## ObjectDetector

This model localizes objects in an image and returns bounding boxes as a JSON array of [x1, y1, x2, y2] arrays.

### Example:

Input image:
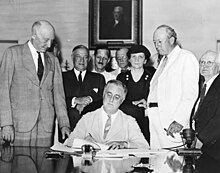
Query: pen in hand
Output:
[[88, 133, 97, 143], [164, 128, 175, 138]]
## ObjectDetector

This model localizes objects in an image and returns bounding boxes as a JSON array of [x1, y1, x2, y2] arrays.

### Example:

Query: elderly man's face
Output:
[[103, 83, 125, 115], [199, 52, 218, 80], [153, 28, 173, 56], [72, 48, 90, 71], [95, 49, 109, 71], [32, 24, 55, 53], [116, 49, 129, 69]]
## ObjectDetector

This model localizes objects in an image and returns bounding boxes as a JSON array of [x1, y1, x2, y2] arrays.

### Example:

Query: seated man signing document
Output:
[[64, 80, 149, 150]]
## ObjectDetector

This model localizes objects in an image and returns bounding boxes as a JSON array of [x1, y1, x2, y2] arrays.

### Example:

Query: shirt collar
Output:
[[74, 68, 86, 80], [101, 106, 118, 123], [204, 74, 219, 94], [28, 40, 37, 55]]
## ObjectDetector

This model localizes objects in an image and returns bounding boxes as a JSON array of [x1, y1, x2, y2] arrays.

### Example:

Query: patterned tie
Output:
[[103, 115, 111, 139], [157, 56, 168, 76], [37, 51, 44, 81]]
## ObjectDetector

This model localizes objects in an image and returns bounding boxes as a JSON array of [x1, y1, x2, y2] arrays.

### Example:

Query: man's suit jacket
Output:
[[194, 74, 220, 160], [65, 107, 149, 149], [62, 69, 105, 131], [148, 45, 199, 143], [0, 42, 70, 133], [62, 69, 105, 112]]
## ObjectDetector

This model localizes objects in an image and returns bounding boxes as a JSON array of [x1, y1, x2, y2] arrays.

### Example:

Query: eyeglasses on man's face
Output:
[[199, 60, 215, 67]]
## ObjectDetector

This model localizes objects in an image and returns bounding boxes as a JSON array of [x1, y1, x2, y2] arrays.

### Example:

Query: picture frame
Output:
[[89, 0, 142, 49]]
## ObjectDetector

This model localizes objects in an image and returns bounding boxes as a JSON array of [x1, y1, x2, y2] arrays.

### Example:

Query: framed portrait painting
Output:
[[89, 0, 142, 49]]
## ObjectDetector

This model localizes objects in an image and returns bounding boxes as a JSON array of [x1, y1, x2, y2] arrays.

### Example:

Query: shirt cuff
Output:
[[88, 96, 93, 103], [71, 97, 76, 108]]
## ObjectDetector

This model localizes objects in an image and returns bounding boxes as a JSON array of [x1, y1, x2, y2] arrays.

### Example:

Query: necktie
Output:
[[103, 115, 111, 139], [154, 56, 168, 78], [78, 71, 82, 84], [198, 83, 207, 108], [37, 51, 44, 81], [192, 83, 207, 119]]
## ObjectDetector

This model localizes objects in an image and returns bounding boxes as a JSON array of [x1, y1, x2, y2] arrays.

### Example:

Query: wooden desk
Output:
[[0, 145, 219, 173]]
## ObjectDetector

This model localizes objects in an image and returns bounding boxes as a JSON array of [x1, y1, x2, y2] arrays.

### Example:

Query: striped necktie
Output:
[[103, 115, 111, 139]]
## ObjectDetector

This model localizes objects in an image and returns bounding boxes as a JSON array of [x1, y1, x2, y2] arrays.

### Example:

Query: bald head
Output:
[[31, 20, 55, 52]]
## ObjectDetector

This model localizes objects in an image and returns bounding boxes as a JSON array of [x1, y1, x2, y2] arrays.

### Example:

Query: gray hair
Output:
[[201, 50, 220, 71]]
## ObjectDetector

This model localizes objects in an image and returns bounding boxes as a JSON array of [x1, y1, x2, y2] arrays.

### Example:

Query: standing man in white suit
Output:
[[147, 25, 199, 149]]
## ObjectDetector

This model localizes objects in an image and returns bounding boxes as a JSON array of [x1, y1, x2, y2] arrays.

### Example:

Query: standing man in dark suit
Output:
[[192, 50, 220, 160], [62, 45, 106, 131], [0, 20, 70, 147]]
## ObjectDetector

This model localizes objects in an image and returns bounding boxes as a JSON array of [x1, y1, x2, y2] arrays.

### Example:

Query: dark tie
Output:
[[37, 51, 44, 81], [78, 71, 82, 85], [198, 83, 207, 108], [192, 83, 207, 120], [103, 115, 111, 139]]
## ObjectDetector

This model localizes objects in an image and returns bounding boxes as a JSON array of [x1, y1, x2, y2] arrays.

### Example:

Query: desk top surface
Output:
[[0, 145, 219, 173]]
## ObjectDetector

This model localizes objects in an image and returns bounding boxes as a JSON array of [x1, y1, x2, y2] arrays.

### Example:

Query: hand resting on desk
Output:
[[106, 141, 128, 150]]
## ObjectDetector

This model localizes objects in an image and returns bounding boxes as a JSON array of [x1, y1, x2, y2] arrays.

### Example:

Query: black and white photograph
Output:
[[0, 0, 220, 172]]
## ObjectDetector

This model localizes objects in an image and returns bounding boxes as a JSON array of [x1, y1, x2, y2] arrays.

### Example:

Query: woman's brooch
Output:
[[126, 74, 129, 81], [145, 75, 149, 80]]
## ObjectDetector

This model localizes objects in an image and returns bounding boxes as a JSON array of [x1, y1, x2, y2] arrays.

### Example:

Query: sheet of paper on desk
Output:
[[71, 138, 109, 150], [51, 142, 81, 153], [96, 149, 168, 158], [51, 138, 109, 153]]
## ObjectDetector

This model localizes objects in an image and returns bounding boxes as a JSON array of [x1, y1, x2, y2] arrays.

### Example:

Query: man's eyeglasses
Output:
[[199, 60, 215, 67]]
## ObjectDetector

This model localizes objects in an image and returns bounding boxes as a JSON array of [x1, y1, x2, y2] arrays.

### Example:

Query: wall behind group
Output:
[[0, 0, 220, 69]]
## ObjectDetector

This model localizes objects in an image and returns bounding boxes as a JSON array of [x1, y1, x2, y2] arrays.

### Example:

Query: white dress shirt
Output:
[[28, 41, 45, 71]]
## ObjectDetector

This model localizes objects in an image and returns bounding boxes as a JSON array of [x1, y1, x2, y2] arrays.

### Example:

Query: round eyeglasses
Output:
[[199, 60, 215, 67]]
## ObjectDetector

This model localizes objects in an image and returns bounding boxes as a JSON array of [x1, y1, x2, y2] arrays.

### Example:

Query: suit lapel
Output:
[[22, 43, 39, 86], [196, 75, 220, 115]]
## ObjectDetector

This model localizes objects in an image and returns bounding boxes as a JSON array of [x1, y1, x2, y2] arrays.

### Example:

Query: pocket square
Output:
[[93, 88, 98, 93]]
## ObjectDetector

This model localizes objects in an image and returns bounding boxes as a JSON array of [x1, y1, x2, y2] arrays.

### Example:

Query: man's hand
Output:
[[75, 96, 92, 106], [76, 104, 86, 114], [61, 126, 71, 140], [106, 141, 128, 150], [2, 125, 14, 144], [132, 99, 147, 109], [1, 144, 14, 162], [167, 121, 183, 138]]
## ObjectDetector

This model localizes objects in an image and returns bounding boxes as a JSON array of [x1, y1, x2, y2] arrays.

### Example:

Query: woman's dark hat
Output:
[[128, 45, 151, 60]]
